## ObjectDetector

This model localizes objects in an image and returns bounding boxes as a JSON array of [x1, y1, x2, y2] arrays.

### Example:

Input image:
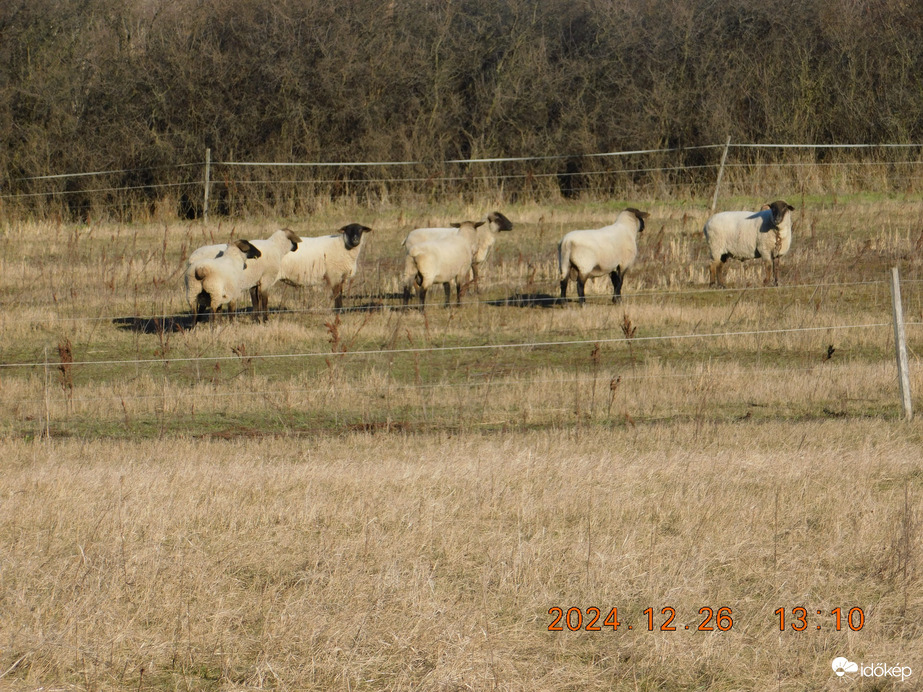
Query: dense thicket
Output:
[[2, 0, 923, 215]]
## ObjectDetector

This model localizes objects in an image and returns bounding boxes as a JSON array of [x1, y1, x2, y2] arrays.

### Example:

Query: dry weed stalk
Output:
[[57, 338, 74, 410], [607, 375, 621, 419], [621, 313, 637, 366], [231, 343, 254, 377]]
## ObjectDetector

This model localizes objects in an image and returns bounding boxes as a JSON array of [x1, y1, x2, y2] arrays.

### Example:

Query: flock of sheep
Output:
[[183, 200, 796, 322]]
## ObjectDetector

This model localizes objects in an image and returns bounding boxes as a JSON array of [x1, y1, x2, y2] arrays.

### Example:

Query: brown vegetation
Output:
[[0, 191, 922, 688], [3, 0, 923, 217]]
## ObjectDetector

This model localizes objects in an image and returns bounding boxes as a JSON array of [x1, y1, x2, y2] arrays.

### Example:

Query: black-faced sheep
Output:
[[188, 229, 301, 321], [402, 211, 513, 287], [402, 220, 483, 309], [184, 239, 262, 323], [704, 200, 795, 287], [558, 208, 649, 304], [279, 223, 373, 310]]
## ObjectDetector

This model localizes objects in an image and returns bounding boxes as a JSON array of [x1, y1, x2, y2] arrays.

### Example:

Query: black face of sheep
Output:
[[625, 208, 650, 233], [767, 200, 795, 228], [232, 239, 262, 260], [339, 223, 372, 250], [489, 211, 514, 231], [281, 228, 301, 252]]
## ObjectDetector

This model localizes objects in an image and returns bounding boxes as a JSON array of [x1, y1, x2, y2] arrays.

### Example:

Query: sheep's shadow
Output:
[[113, 313, 198, 333], [112, 310, 267, 333], [487, 292, 565, 308], [333, 301, 385, 314]]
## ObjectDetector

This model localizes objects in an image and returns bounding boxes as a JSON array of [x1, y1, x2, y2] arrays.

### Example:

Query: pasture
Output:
[[0, 194, 922, 689]]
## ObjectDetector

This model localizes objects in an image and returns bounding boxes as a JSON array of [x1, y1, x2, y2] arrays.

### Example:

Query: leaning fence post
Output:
[[890, 266, 913, 421], [203, 147, 211, 222], [710, 136, 732, 214]]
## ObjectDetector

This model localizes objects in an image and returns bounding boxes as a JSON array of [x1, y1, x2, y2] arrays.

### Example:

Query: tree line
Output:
[[2, 0, 922, 218]]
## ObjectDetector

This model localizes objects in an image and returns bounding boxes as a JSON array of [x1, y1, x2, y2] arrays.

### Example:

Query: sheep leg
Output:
[[710, 258, 729, 288], [471, 264, 480, 294], [560, 279, 568, 300], [333, 284, 344, 311], [770, 257, 779, 286], [250, 286, 270, 322], [194, 292, 210, 326], [259, 290, 270, 322], [443, 282, 451, 308], [576, 278, 586, 305], [418, 286, 427, 311], [610, 269, 624, 303], [249, 286, 260, 321]]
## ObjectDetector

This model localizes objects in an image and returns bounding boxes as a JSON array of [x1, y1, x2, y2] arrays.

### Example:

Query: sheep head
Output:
[[339, 223, 372, 250], [625, 208, 650, 233], [488, 211, 514, 232], [765, 200, 795, 228], [232, 239, 262, 260], [281, 228, 301, 252]]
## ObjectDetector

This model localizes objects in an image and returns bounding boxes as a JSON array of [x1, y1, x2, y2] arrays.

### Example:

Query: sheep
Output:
[[558, 207, 649, 304], [187, 229, 301, 321], [402, 220, 484, 309], [184, 239, 262, 323], [278, 223, 373, 310], [402, 211, 513, 288], [703, 200, 795, 287]]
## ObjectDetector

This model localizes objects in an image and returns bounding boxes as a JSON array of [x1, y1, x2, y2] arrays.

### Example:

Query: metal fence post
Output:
[[890, 266, 913, 421], [203, 147, 211, 222], [710, 136, 732, 214]]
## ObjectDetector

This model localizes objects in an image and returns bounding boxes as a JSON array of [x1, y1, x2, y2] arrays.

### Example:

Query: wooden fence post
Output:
[[890, 266, 913, 421]]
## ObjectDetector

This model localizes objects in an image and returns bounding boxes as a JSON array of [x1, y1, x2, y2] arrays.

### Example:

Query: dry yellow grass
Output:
[[1, 195, 922, 689], [0, 422, 920, 690]]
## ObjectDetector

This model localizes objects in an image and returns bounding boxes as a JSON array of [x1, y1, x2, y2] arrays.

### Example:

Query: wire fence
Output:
[[2, 146, 921, 436], [3, 275, 918, 438], [0, 318, 897, 371], [3, 142, 923, 221], [0, 278, 905, 327]]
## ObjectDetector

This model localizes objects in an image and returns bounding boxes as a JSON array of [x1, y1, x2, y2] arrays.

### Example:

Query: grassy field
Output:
[[0, 194, 922, 689]]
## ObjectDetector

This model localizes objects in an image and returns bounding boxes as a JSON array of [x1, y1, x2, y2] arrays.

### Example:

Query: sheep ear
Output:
[[234, 239, 262, 259], [338, 223, 372, 234], [474, 221, 486, 229], [626, 208, 649, 220], [450, 222, 462, 228], [284, 229, 301, 245]]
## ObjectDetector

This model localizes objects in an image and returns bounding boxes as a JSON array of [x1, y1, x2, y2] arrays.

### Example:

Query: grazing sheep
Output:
[[704, 200, 795, 287], [184, 239, 262, 323], [402, 211, 513, 287], [558, 208, 649, 304], [402, 220, 484, 309], [187, 229, 301, 321], [279, 223, 373, 310]]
